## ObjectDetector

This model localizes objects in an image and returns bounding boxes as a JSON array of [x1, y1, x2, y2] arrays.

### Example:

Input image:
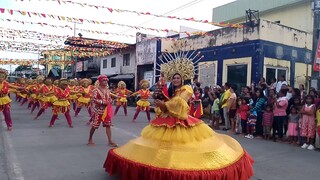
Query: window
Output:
[[102, 59, 108, 69], [123, 53, 130, 66], [227, 64, 248, 92], [111, 57, 116, 67], [266, 67, 288, 85]]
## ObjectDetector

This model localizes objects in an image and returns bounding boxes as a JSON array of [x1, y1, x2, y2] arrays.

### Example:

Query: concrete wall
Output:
[[212, 0, 312, 33], [259, 20, 312, 50]]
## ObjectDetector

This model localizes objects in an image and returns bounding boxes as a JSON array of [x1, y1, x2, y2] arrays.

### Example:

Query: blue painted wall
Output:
[[157, 39, 312, 87]]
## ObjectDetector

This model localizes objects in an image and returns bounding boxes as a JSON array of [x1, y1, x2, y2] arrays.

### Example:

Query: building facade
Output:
[[160, 19, 312, 90], [100, 48, 136, 91], [212, 0, 313, 33]]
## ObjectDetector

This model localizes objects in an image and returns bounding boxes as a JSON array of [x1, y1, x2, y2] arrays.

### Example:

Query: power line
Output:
[[117, 0, 205, 36]]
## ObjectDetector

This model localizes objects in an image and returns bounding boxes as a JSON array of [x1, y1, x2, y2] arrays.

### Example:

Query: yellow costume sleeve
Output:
[[165, 85, 193, 120]]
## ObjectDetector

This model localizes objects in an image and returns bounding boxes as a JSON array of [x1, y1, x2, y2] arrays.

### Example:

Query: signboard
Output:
[[313, 38, 320, 72], [76, 62, 83, 72], [144, 71, 154, 85]]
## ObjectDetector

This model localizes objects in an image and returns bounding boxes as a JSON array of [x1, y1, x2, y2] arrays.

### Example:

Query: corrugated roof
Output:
[[212, 0, 309, 22]]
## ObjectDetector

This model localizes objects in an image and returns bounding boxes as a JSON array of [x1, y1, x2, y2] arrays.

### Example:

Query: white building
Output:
[[100, 48, 137, 90]]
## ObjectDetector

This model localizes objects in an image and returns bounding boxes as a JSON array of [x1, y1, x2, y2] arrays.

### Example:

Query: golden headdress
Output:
[[157, 48, 205, 81], [80, 78, 92, 85], [118, 81, 126, 88], [36, 75, 45, 81], [139, 79, 150, 88], [59, 78, 69, 86], [0, 68, 8, 78]]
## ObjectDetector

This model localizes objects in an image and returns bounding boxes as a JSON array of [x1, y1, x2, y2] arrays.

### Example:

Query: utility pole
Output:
[[312, 0, 320, 88]]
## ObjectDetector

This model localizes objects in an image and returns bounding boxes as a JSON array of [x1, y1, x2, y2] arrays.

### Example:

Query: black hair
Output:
[[168, 73, 184, 98], [225, 82, 230, 88], [195, 82, 201, 87], [265, 104, 272, 110], [242, 97, 250, 104], [256, 89, 265, 98], [304, 95, 315, 104]]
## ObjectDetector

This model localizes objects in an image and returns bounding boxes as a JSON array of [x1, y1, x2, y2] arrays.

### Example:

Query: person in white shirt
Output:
[[276, 75, 288, 93]]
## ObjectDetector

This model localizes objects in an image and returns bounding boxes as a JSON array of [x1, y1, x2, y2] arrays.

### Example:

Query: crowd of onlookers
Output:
[[192, 76, 320, 150]]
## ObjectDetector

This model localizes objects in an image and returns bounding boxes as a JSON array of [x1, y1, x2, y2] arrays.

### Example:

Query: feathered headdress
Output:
[[155, 40, 207, 81]]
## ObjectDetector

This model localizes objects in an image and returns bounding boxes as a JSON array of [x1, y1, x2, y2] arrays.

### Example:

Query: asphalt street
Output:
[[1, 101, 320, 180]]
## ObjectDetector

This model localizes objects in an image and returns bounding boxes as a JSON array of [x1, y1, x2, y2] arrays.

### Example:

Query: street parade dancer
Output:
[[113, 81, 132, 116], [75, 78, 93, 117], [88, 75, 117, 147], [30, 75, 45, 114], [49, 79, 73, 128], [130, 79, 152, 122], [26, 79, 36, 108], [0, 68, 23, 131], [68, 79, 79, 112], [34, 77, 57, 120], [104, 52, 254, 180], [17, 78, 28, 106]]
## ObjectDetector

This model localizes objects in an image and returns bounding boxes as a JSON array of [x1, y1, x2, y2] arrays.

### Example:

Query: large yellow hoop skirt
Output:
[[105, 116, 254, 180]]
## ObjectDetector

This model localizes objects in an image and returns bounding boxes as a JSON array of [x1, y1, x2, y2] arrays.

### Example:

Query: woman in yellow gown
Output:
[[104, 72, 254, 180]]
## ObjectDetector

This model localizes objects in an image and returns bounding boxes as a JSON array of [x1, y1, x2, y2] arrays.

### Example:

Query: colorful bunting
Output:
[[0, 58, 74, 66], [16, 0, 244, 28]]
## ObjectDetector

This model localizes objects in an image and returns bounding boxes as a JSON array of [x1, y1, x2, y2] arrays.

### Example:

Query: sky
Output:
[[0, 0, 235, 71]]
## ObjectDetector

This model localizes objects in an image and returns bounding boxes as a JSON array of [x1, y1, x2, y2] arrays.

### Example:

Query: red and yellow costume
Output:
[[91, 86, 113, 129], [131, 80, 151, 122], [30, 76, 44, 113], [189, 90, 203, 119], [34, 79, 57, 119], [0, 69, 13, 130], [49, 79, 72, 127], [75, 78, 93, 117], [68, 79, 79, 111], [16, 78, 28, 105], [114, 81, 132, 116], [104, 54, 254, 180]]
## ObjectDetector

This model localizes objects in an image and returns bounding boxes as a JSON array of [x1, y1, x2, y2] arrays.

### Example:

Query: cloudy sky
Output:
[[0, 0, 235, 71]]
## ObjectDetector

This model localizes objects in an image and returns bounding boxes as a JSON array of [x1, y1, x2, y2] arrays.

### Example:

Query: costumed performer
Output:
[[68, 79, 79, 111], [113, 81, 132, 116], [17, 78, 28, 105], [130, 79, 152, 122], [75, 78, 93, 117], [104, 53, 254, 180], [49, 79, 73, 128], [30, 75, 45, 114], [26, 79, 36, 108], [189, 87, 203, 119], [0, 68, 13, 131], [88, 75, 117, 147], [34, 77, 57, 120]]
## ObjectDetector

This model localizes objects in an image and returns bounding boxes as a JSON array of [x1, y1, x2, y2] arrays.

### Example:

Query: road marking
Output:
[[1, 115, 25, 180]]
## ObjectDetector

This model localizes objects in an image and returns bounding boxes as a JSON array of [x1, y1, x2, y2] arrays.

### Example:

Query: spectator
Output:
[[273, 89, 288, 142], [220, 83, 231, 131], [250, 89, 267, 137], [300, 95, 316, 150], [262, 105, 273, 140], [287, 106, 299, 145], [228, 84, 237, 133], [276, 75, 287, 93], [270, 78, 277, 90], [239, 97, 250, 134], [299, 84, 306, 99], [211, 92, 220, 130], [201, 86, 213, 115]]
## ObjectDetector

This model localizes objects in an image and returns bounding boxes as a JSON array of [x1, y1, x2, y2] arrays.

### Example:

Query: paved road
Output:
[[1, 101, 320, 180]]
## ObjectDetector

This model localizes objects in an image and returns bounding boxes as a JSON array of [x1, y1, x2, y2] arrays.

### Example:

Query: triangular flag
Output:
[[0, 8, 5, 13]]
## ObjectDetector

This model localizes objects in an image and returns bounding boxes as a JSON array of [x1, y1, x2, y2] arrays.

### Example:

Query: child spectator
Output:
[[239, 97, 249, 135], [235, 98, 243, 134], [287, 106, 299, 145], [262, 105, 273, 140], [245, 111, 257, 139], [211, 92, 220, 130], [300, 95, 316, 150]]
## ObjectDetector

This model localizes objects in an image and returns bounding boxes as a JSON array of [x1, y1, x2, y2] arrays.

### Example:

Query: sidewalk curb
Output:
[[0, 115, 24, 180]]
